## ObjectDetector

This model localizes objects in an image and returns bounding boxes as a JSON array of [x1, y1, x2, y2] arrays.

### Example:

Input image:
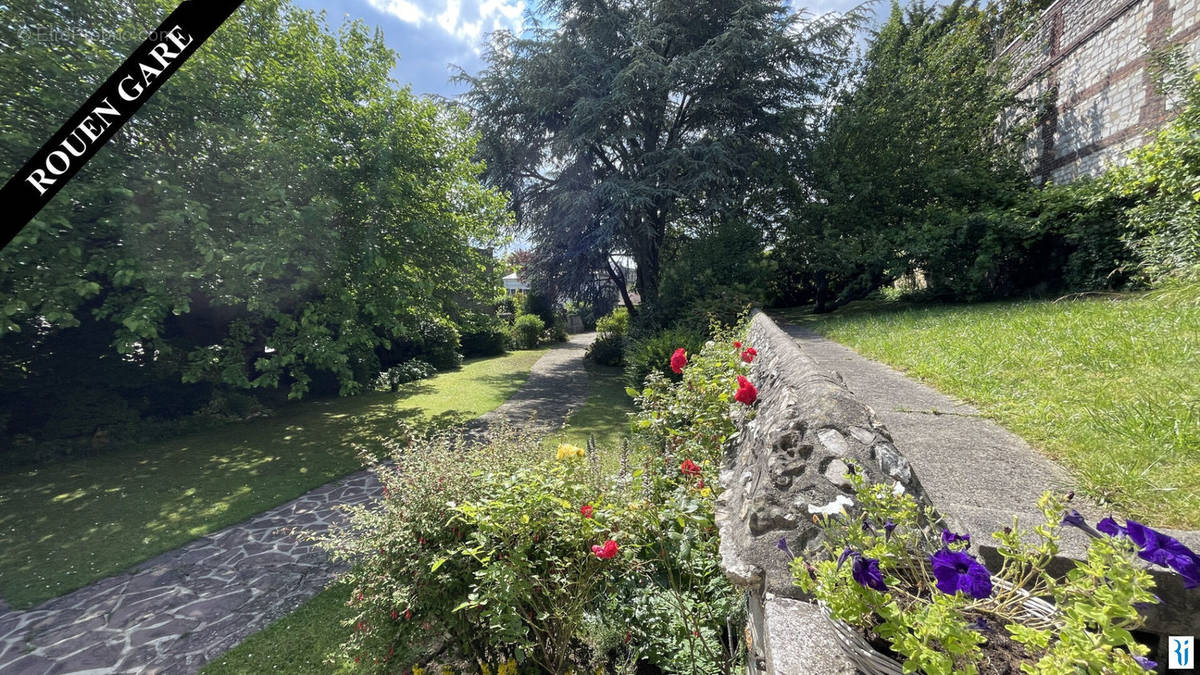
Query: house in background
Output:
[[502, 272, 530, 294]]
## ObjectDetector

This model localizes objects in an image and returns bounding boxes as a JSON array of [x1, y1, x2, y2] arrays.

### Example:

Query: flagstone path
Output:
[[0, 334, 593, 675]]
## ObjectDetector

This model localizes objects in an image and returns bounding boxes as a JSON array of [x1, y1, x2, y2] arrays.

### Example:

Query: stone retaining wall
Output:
[[715, 311, 937, 672], [1001, 0, 1200, 183]]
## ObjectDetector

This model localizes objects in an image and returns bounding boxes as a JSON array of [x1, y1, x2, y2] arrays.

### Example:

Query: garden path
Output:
[[0, 333, 593, 675], [779, 324, 1101, 532], [779, 324, 1200, 548]]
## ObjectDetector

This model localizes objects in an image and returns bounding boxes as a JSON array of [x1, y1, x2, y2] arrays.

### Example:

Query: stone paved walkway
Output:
[[0, 334, 593, 675]]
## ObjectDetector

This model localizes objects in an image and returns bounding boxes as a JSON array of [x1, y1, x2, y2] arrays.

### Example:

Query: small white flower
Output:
[[705, 340, 715, 347], [892, 481, 905, 496], [808, 494, 854, 515]]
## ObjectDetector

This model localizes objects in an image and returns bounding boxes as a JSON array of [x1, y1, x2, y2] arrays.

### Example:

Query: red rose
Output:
[[670, 348, 688, 374], [734, 375, 758, 405], [680, 459, 701, 477], [404, 609, 412, 620], [581, 504, 594, 518], [740, 347, 757, 363], [592, 539, 619, 559], [733, 341, 742, 349]]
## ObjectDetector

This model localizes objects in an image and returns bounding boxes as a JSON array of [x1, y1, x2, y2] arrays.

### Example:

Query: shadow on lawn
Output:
[[0, 384, 482, 608]]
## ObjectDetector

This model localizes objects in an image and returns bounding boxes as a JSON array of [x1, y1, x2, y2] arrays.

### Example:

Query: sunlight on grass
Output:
[[201, 583, 357, 675], [0, 349, 547, 609], [793, 287, 1200, 528], [544, 363, 637, 472]]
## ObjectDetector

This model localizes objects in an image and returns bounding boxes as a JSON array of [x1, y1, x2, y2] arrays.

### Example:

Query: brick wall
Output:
[[1001, 0, 1200, 183]]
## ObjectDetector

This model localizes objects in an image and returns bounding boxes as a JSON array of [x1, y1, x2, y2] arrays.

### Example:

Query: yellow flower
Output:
[[480, 665, 492, 675], [556, 443, 586, 460], [412, 666, 425, 675]]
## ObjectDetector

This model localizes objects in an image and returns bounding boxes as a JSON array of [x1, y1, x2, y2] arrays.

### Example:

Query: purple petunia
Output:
[[883, 519, 897, 542], [776, 537, 794, 559], [1061, 510, 1087, 529], [1097, 516, 1126, 537], [1124, 519, 1200, 589], [941, 529, 970, 547], [850, 554, 887, 592], [930, 549, 993, 599], [1090, 515, 1200, 589], [1132, 655, 1156, 671]]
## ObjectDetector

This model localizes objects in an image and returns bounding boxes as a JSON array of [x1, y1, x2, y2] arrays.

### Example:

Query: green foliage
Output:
[[463, 0, 863, 310], [373, 359, 435, 392], [587, 307, 630, 366], [1101, 67, 1200, 284], [520, 291, 557, 327], [412, 319, 463, 371], [460, 327, 508, 358], [595, 308, 630, 339], [316, 324, 755, 673], [793, 475, 1157, 673], [0, 0, 506, 444], [511, 314, 545, 350], [781, 0, 1068, 308], [622, 328, 706, 390]]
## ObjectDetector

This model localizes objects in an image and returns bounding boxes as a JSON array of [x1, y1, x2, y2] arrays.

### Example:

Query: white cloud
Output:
[[367, 0, 524, 47], [367, 0, 426, 24]]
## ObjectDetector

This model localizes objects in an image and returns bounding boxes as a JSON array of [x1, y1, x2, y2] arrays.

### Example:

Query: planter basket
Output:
[[818, 580, 1057, 675]]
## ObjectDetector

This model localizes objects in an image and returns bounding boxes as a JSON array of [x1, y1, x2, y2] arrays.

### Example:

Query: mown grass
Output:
[[201, 583, 357, 674], [544, 362, 637, 471], [0, 349, 547, 609], [206, 358, 639, 674], [784, 286, 1200, 528]]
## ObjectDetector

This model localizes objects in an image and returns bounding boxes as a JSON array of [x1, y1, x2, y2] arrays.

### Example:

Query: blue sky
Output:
[[291, 0, 879, 98]]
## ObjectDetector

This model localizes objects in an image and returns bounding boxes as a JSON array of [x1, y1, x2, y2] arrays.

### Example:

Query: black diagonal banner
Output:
[[0, 0, 245, 251]]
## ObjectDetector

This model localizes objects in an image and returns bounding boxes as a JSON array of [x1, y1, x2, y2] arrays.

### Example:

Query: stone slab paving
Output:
[[0, 334, 593, 675]]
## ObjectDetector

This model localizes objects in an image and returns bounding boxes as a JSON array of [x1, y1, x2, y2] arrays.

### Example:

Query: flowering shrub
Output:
[[789, 467, 1188, 674], [317, 426, 642, 672], [319, 319, 761, 673], [373, 358, 436, 392], [620, 320, 758, 673]]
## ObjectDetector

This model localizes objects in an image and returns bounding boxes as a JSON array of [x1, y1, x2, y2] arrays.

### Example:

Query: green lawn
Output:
[[205, 358, 638, 674], [782, 286, 1200, 528], [202, 583, 357, 675], [545, 362, 637, 470], [0, 349, 547, 609]]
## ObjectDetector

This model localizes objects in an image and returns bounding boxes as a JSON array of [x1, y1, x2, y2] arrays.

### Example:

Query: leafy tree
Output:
[[0, 0, 507, 451], [783, 0, 1035, 310], [459, 0, 862, 314]]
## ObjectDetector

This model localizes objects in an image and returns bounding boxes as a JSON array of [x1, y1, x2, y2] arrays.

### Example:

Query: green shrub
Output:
[[511, 314, 544, 350], [373, 359, 435, 392], [623, 327, 705, 389], [594, 307, 630, 338], [1103, 68, 1200, 284], [414, 318, 463, 370], [317, 429, 637, 672], [588, 307, 630, 366], [460, 328, 508, 357], [550, 314, 569, 342], [586, 334, 624, 366], [520, 290, 556, 326]]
